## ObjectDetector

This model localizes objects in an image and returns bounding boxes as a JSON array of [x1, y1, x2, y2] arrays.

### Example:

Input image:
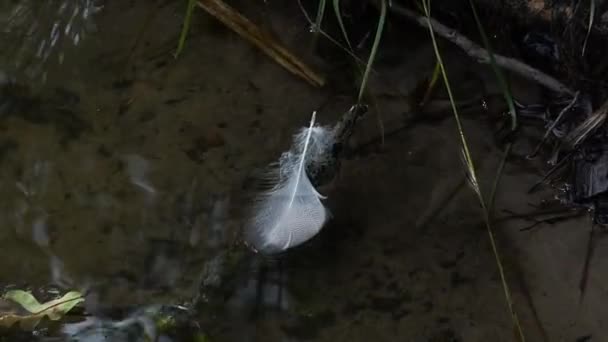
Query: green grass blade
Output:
[[298, 0, 372, 67], [311, 0, 327, 48], [467, 0, 517, 214], [582, 0, 596, 56], [421, 0, 475, 174], [467, 0, 516, 130], [357, 0, 386, 103], [313, 0, 327, 33], [420, 60, 441, 106], [489, 143, 512, 214], [174, 0, 197, 59], [422, 1, 525, 340], [303, 0, 386, 138], [333, 0, 353, 51]]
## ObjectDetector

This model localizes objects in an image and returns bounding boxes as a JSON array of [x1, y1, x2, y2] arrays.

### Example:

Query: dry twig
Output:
[[527, 91, 580, 159], [388, 3, 575, 96], [197, 0, 325, 87], [564, 99, 608, 149]]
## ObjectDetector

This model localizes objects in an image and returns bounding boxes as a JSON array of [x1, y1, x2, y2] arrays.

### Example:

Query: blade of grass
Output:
[[303, 0, 388, 142], [299, 0, 386, 85], [467, 0, 517, 214], [419, 60, 441, 106], [311, 0, 327, 48], [488, 143, 512, 216], [354, 0, 387, 145], [582, 0, 596, 57], [527, 92, 580, 159], [174, 0, 197, 59], [297, 0, 387, 144], [357, 0, 386, 103], [467, 0, 516, 130], [333, 0, 353, 51], [313, 0, 327, 33], [422, 1, 525, 340], [297, 0, 369, 67]]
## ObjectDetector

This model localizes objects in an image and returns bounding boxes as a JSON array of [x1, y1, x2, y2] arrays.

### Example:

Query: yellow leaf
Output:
[[0, 314, 22, 328], [0, 290, 84, 330]]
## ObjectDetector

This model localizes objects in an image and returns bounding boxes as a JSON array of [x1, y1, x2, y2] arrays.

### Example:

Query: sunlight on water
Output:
[[122, 154, 158, 198], [62, 311, 158, 342], [0, 0, 102, 81]]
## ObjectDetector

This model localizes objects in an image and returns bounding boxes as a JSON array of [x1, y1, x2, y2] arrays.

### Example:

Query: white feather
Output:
[[245, 111, 331, 254]]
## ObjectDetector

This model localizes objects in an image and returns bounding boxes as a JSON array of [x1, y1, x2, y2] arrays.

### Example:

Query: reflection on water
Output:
[[122, 154, 157, 198], [0, 0, 101, 81], [62, 309, 157, 342]]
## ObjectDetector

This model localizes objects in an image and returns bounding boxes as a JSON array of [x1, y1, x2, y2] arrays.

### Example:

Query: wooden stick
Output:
[[197, 0, 325, 88], [388, 2, 575, 96]]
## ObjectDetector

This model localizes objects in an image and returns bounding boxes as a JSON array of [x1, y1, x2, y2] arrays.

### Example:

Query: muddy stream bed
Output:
[[0, 1, 606, 341]]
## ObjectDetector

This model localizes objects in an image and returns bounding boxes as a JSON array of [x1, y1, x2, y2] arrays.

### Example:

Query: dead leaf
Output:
[[0, 290, 84, 330]]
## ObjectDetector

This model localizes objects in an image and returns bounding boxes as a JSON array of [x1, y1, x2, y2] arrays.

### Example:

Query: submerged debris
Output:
[[560, 137, 608, 224], [526, 96, 608, 224], [307, 104, 368, 188]]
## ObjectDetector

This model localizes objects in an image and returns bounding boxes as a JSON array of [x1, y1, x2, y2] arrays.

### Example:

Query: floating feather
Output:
[[245, 111, 333, 254]]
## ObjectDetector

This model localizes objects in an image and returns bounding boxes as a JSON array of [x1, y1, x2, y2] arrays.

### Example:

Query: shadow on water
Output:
[[2, 0, 594, 342]]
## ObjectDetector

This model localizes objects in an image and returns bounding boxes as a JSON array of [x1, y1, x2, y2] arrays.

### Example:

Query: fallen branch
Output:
[[197, 0, 325, 88], [388, 3, 575, 96]]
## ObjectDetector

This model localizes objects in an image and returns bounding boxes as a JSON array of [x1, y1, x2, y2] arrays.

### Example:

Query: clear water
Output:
[[0, 1, 607, 341], [0, 0, 101, 82]]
